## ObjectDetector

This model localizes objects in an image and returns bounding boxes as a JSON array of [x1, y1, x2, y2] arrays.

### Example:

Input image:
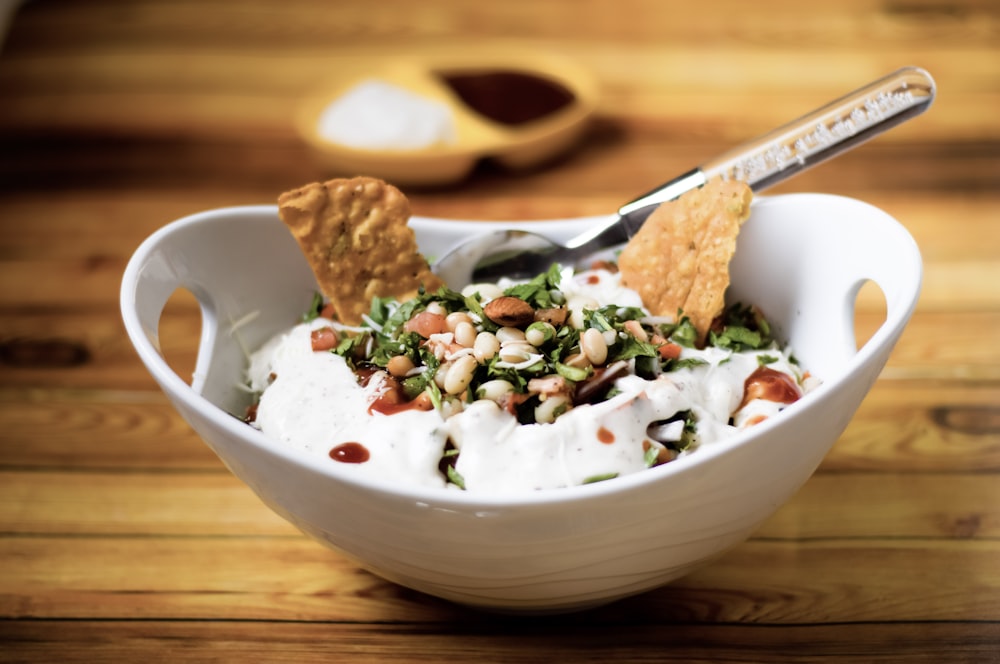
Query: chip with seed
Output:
[[618, 178, 753, 345], [277, 176, 442, 325]]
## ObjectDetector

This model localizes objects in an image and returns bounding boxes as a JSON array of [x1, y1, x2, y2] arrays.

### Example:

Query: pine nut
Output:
[[444, 355, 478, 395], [582, 327, 608, 365]]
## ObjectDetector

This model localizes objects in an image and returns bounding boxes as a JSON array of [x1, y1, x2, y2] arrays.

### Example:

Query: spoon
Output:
[[432, 66, 936, 288]]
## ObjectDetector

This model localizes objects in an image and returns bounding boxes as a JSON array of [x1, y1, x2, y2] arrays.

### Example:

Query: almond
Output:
[[483, 296, 535, 328]]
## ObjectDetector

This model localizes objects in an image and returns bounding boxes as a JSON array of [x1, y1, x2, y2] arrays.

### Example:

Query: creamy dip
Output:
[[246, 267, 813, 495], [316, 79, 457, 151]]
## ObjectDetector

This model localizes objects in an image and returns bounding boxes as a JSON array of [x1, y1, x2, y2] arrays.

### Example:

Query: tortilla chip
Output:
[[618, 178, 752, 344], [277, 176, 442, 325]]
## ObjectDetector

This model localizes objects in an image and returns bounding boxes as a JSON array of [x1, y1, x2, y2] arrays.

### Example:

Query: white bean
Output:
[[434, 364, 449, 389], [454, 320, 478, 347], [476, 379, 514, 403], [425, 301, 447, 317], [444, 355, 478, 395], [446, 311, 473, 332], [473, 331, 500, 362], [567, 295, 598, 329], [495, 326, 526, 343], [461, 283, 505, 300], [525, 321, 555, 347], [582, 327, 608, 365], [534, 394, 570, 424], [499, 341, 536, 364]]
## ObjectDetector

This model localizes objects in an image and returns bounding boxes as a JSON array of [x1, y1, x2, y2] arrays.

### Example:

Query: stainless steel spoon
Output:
[[432, 66, 935, 288]]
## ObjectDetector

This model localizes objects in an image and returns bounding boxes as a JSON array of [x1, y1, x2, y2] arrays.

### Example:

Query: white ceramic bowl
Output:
[[120, 194, 921, 613]]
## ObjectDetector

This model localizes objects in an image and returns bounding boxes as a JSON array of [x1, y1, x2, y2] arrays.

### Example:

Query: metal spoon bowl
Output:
[[431, 66, 935, 289]]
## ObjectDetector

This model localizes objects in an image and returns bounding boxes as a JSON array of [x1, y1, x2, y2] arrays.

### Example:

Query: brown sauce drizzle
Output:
[[438, 70, 575, 126], [330, 442, 370, 464]]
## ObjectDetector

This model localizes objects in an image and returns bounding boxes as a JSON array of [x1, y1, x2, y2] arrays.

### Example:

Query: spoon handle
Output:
[[616, 66, 936, 232]]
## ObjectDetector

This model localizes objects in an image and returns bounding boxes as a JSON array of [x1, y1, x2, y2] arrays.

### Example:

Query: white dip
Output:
[[316, 79, 457, 151], [247, 268, 813, 495]]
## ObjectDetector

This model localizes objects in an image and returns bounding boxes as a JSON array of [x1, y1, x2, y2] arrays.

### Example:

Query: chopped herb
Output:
[[669, 314, 699, 348], [643, 444, 661, 468], [713, 323, 763, 350], [427, 380, 443, 411], [555, 362, 592, 382], [446, 464, 466, 489], [503, 263, 563, 308], [583, 472, 619, 484], [301, 291, 324, 323], [676, 411, 698, 451], [672, 357, 709, 371], [609, 334, 659, 363]]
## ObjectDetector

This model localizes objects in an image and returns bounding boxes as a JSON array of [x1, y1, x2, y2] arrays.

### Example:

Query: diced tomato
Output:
[[404, 311, 449, 338], [657, 342, 683, 360], [310, 326, 339, 351]]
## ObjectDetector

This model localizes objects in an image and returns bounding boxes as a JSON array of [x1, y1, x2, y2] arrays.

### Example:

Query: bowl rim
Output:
[[121, 194, 921, 509]]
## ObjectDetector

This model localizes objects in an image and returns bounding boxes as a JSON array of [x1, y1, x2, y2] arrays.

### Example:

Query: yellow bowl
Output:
[[295, 49, 599, 185]]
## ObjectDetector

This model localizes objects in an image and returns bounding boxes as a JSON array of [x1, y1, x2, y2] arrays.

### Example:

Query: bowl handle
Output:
[[120, 206, 315, 416], [730, 194, 923, 381]]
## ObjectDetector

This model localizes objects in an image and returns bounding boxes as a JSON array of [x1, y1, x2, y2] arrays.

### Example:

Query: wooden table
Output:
[[1, 1, 998, 661]]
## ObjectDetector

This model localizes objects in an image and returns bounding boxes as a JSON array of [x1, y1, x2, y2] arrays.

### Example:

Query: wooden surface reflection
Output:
[[1, 1, 998, 661]]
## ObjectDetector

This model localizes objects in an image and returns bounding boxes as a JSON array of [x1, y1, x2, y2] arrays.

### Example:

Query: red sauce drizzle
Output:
[[355, 366, 379, 387], [330, 442, 370, 464], [586, 274, 601, 285], [597, 426, 615, 444], [741, 366, 801, 409]]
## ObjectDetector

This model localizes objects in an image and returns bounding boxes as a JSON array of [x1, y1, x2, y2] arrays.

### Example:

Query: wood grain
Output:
[[1, 0, 998, 661]]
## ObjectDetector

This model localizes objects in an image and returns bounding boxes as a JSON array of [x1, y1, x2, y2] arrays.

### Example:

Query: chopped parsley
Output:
[[297, 267, 796, 490]]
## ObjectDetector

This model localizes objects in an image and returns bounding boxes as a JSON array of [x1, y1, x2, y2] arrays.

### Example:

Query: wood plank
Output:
[[1, 470, 996, 540], [819, 380, 1000, 472], [0, 536, 996, 623], [0, 470, 295, 536], [0, 388, 218, 469], [1, 620, 997, 663]]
